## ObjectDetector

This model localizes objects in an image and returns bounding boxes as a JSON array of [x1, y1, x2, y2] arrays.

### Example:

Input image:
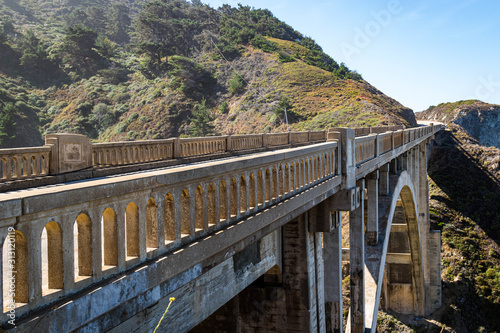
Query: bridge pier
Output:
[[323, 214, 343, 333], [193, 214, 326, 332], [350, 179, 365, 332], [366, 171, 379, 246]]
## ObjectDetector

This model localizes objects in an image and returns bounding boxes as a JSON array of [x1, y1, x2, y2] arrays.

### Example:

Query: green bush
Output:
[[229, 74, 245, 95], [486, 268, 497, 279], [219, 101, 229, 114], [250, 35, 277, 53], [114, 121, 129, 133], [128, 112, 139, 122], [277, 51, 295, 63]]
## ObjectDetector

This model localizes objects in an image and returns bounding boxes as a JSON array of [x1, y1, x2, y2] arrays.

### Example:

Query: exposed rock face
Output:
[[453, 107, 500, 148], [417, 101, 500, 148]]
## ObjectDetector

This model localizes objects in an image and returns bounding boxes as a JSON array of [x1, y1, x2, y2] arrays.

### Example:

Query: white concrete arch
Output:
[[364, 170, 425, 332]]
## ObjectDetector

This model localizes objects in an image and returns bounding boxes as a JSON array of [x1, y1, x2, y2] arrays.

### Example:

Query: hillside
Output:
[[0, 0, 415, 148]]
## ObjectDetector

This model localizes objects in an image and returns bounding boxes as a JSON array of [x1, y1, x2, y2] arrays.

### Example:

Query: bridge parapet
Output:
[[0, 126, 416, 185], [0, 146, 51, 181]]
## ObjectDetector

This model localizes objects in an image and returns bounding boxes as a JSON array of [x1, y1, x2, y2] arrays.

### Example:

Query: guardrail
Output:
[[0, 125, 438, 184], [93, 139, 175, 166], [0, 147, 51, 181]]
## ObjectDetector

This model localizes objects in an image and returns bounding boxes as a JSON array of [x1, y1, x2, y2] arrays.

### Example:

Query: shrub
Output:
[[277, 51, 295, 63], [250, 35, 277, 53], [229, 74, 245, 95], [219, 101, 229, 114], [128, 112, 139, 122], [114, 121, 129, 133], [486, 268, 497, 279]]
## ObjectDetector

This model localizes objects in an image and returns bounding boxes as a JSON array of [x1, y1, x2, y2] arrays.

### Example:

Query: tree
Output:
[[95, 35, 118, 59], [273, 97, 298, 125], [0, 102, 17, 148], [90, 103, 113, 133], [18, 30, 52, 76], [189, 98, 214, 137], [86, 6, 107, 34], [1, 16, 15, 35], [299, 36, 323, 52], [107, 4, 131, 44], [228, 74, 245, 95], [59, 25, 101, 76], [0, 27, 6, 45], [64, 9, 88, 27]]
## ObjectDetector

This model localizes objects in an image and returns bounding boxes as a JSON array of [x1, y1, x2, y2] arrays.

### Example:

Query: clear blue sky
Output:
[[202, 0, 500, 111]]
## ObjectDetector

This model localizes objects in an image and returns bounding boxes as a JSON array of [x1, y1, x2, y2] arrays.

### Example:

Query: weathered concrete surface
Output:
[[106, 231, 281, 333], [193, 215, 326, 333], [45, 134, 93, 174]]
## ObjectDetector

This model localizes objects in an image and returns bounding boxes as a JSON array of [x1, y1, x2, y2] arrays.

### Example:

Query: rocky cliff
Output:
[[417, 100, 500, 148]]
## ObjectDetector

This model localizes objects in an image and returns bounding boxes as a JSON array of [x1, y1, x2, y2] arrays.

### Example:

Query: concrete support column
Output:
[[390, 158, 398, 175], [229, 214, 323, 332], [61, 214, 75, 292], [315, 232, 326, 333], [116, 202, 126, 270], [413, 148, 419, 200], [350, 178, 365, 333], [408, 150, 413, 177], [158, 193, 167, 246], [324, 212, 343, 333], [90, 207, 103, 279], [366, 171, 379, 246], [379, 164, 390, 196], [28, 223, 42, 304], [418, 144, 429, 230], [401, 152, 408, 171]]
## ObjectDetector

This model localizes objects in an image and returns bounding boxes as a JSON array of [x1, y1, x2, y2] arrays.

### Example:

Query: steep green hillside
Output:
[[427, 125, 500, 332], [0, 0, 415, 148]]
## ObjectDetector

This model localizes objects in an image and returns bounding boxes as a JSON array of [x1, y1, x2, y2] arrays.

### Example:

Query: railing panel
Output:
[[92, 139, 175, 166], [290, 132, 309, 143], [231, 134, 263, 151], [266, 133, 289, 146], [179, 137, 226, 157], [310, 131, 326, 141], [0, 147, 51, 182], [355, 135, 377, 164], [393, 130, 403, 147], [378, 133, 392, 154]]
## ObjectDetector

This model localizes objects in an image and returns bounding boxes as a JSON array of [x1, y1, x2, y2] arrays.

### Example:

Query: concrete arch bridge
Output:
[[0, 124, 442, 332]]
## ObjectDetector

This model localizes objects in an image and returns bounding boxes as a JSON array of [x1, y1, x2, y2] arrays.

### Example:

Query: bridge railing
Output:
[[92, 139, 175, 166], [0, 140, 340, 321], [0, 125, 440, 185], [0, 130, 329, 184], [354, 125, 440, 165], [0, 146, 51, 181]]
